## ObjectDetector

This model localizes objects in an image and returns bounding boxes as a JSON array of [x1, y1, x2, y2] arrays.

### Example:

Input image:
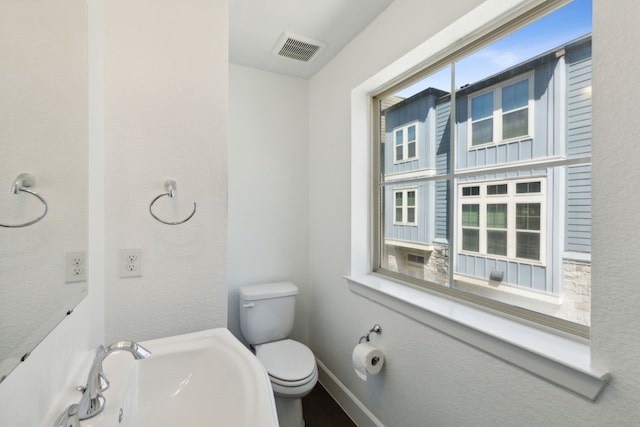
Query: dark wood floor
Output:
[[302, 383, 357, 427]]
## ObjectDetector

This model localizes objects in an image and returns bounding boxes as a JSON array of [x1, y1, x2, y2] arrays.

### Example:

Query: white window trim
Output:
[[392, 121, 419, 164], [467, 72, 535, 149], [457, 177, 547, 265], [345, 274, 609, 401], [393, 187, 418, 226], [349, 0, 608, 402]]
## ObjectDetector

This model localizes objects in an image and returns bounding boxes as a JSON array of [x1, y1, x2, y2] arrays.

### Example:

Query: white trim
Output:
[[563, 251, 591, 263], [383, 168, 435, 182], [346, 274, 609, 401], [467, 72, 535, 149], [316, 359, 384, 427]]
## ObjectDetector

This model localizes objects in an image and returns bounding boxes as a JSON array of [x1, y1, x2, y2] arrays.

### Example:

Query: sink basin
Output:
[[81, 328, 278, 427]]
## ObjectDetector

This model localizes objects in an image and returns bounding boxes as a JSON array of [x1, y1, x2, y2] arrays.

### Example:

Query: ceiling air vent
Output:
[[273, 32, 325, 63]]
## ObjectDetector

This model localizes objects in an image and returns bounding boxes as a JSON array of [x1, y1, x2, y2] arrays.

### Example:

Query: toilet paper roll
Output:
[[352, 342, 384, 381]]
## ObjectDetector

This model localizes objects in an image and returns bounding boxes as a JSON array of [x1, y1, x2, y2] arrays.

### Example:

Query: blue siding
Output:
[[565, 41, 592, 253], [566, 42, 592, 158], [566, 164, 591, 252], [435, 98, 450, 240], [457, 254, 547, 291]]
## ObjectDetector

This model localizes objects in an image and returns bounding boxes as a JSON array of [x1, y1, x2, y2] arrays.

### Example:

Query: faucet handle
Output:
[[53, 404, 81, 427]]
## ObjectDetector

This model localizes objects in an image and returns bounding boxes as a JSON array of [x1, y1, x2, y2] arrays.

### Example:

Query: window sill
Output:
[[345, 273, 610, 401]]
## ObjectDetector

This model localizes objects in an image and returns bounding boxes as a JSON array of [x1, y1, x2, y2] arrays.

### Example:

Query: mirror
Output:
[[0, 0, 88, 381]]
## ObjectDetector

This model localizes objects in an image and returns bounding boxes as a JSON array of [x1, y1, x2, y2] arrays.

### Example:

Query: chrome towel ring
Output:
[[0, 173, 48, 228], [149, 180, 196, 225]]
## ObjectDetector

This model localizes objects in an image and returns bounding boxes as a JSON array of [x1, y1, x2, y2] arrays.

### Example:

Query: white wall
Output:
[[228, 64, 309, 343], [103, 0, 229, 342], [308, 0, 640, 425]]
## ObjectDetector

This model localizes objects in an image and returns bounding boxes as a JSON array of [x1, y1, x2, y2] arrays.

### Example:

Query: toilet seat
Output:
[[255, 339, 317, 386]]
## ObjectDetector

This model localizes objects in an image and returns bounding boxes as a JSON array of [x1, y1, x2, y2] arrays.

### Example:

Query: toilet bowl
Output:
[[256, 339, 318, 397], [239, 282, 317, 427]]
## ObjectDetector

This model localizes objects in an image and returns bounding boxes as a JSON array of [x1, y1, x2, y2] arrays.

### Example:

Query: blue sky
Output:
[[395, 0, 592, 98]]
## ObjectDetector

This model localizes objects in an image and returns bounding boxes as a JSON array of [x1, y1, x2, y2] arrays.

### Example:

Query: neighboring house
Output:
[[381, 35, 592, 324]]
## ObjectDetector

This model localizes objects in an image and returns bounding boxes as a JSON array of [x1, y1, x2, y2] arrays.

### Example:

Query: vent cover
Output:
[[273, 32, 325, 63]]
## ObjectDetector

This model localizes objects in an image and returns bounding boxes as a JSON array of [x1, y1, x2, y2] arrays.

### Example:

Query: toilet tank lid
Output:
[[240, 281, 298, 301]]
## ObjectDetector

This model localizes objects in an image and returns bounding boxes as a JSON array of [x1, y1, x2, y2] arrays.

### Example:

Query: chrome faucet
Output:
[[77, 341, 151, 420]]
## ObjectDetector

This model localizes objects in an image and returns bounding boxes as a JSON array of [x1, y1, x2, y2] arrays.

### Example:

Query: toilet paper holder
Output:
[[358, 324, 382, 344]]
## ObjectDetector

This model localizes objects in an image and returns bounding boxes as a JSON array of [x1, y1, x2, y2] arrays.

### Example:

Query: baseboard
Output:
[[316, 359, 384, 427]]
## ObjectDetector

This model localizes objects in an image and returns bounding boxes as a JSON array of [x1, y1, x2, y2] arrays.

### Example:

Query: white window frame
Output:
[[467, 73, 535, 149], [393, 122, 418, 164], [393, 188, 418, 226], [457, 177, 546, 265]]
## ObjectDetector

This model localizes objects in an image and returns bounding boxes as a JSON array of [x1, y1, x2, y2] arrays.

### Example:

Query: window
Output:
[[457, 180, 545, 262], [374, 0, 592, 335], [408, 253, 426, 265], [393, 188, 417, 225], [393, 122, 418, 163], [469, 76, 533, 147]]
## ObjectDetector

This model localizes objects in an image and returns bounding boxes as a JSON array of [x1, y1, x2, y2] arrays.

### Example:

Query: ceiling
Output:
[[229, 0, 394, 79]]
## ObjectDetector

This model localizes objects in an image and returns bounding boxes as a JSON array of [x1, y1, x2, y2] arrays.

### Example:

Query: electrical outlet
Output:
[[120, 248, 142, 277], [65, 251, 87, 283]]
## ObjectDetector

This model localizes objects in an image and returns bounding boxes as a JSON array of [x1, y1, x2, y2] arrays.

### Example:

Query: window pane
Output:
[[381, 178, 451, 287], [487, 184, 507, 195], [395, 145, 403, 161], [516, 231, 540, 260], [462, 229, 479, 252], [408, 141, 416, 158], [487, 230, 507, 255], [487, 204, 507, 228], [395, 192, 403, 206], [502, 79, 528, 111], [407, 191, 415, 206], [407, 125, 416, 141], [516, 181, 541, 193], [472, 119, 493, 145], [395, 129, 403, 161], [462, 204, 479, 226], [395, 129, 403, 144], [503, 109, 528, 139], [408, 253, 425, 264], [471, 92, 493, 120], [463, 186, 480, 196], [516, 203, 541, 230], [377, 0, 592, 329]]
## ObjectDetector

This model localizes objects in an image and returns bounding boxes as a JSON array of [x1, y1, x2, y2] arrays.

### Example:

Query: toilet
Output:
[[239, 282, 317, 427]]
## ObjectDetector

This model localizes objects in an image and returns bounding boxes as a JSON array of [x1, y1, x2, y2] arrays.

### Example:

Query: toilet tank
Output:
[[239, 282, 298, 345]]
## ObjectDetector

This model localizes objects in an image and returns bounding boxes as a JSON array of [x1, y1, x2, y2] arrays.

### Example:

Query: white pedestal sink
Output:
[[80, 328, 279, 427]]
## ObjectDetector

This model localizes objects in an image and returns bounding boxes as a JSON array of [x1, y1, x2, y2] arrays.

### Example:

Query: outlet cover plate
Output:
[[120, 248, 142, 278], [65, 251, 87, 283]]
